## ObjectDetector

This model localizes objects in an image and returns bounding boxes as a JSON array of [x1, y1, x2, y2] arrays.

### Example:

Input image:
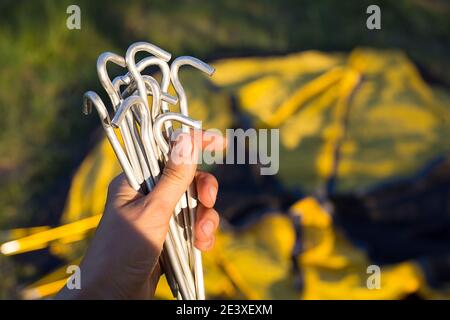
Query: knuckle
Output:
[[202, 208, 220, 227], [162, 165, 186, 185], [211, 210, 220, 226], [197, 172, 219, 191], [196, 236, 215, 252], [146, 190, 174, 215]]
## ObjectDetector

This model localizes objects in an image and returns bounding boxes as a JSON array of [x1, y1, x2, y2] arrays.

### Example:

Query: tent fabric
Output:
[[21, 197, 450, 299]]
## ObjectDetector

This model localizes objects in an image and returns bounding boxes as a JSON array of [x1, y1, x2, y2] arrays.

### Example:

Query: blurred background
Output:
[[0, 0, 449, 299]]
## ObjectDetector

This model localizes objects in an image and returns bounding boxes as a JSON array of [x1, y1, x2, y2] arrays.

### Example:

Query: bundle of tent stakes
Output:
[[82, 42, 215, 300]]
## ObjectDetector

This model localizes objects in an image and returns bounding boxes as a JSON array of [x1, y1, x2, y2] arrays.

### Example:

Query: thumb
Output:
[[146, 132, 198, 217]]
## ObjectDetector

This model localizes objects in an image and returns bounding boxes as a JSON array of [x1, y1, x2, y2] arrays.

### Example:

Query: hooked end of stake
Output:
[[110, 120, 120, 129], [111, 114, 122, 128], [207, 65, 215, 76], [194, 120, 202, 129], [82, 98, 92, 115]]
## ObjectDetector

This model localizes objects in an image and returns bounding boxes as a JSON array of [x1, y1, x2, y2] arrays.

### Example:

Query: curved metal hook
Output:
[[170, 56, 215, 119], [114, 75, 178, 106], [125, 42, 170, 103], [142, 75, 163, 121], [111, 95, 161, 178], [83, 91, 140, 191], [97, 52, 126, 109], [153, 112, 202, 157], [120, 56, 175, 132], [122, 56, 171, 94], [112, 75, 127, 96], [82, 91, 110, 127], [97, 52, 146, 184], [125, 42, 171, 156], [112, 75, 177, 129]]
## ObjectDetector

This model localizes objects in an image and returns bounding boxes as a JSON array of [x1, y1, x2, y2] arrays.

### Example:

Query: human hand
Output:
[[56, 131, 225, 299]]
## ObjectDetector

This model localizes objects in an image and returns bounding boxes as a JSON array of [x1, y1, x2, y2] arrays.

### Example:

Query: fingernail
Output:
[[201, 220, 215, 236], [209, 186, 217, 203]]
